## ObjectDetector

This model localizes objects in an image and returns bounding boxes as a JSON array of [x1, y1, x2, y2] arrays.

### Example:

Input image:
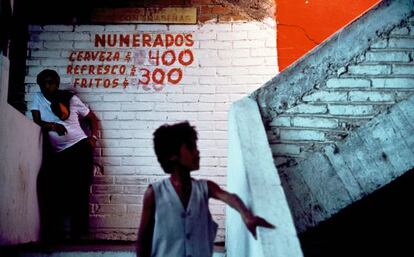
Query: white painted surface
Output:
[[0, 56, 43, 245], [226, 97, 303, 257]]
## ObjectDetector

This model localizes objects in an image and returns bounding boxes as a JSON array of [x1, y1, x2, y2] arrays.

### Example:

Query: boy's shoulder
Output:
[[150, 177, 168, 188], [150, 177, 211, 191]]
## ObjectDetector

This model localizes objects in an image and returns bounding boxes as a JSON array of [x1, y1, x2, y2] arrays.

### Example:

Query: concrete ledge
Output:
[[226, 96, 303, 257]]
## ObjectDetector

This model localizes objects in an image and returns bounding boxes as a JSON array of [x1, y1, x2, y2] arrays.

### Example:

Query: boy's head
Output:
[[153, 121, 199, 173], [37, 69, 60, 98]]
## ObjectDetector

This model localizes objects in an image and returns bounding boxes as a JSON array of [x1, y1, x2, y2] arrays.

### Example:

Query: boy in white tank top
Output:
[[136, 121, 275, 257]]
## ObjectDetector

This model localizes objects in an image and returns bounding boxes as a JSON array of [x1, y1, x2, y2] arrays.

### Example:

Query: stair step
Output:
[[1, 242, 226, 257], [7, 252, 225, 257]]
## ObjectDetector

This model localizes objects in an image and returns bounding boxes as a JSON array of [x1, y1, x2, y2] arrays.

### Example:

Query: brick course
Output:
[[269, 19, 414, 165]]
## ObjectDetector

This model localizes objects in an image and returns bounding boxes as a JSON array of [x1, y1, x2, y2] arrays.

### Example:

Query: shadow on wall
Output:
[[299, 167, 414, 257]]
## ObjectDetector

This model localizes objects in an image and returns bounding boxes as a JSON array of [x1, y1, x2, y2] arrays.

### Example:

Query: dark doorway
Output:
[[299, 168, 414, 257]]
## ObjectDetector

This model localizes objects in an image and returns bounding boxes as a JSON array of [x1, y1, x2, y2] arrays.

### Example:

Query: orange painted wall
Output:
[[276, 0, 381, 71]]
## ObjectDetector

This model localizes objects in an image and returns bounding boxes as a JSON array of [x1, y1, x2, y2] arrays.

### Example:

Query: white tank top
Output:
[[151, 178, 218, 257]]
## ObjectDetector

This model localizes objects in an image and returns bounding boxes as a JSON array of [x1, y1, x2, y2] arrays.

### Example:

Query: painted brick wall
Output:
[[24, 21, 277, 241], [268, 16, 414, 171]]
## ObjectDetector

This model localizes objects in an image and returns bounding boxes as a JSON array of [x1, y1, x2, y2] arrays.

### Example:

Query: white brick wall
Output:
[[25, 21, 278, 241]]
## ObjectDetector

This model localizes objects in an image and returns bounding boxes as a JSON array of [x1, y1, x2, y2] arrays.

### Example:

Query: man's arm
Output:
[[83, 110, 99, 148], [136, 185, 155, 257], [31, 110, 67, 135], [207, 180, 275, 239]]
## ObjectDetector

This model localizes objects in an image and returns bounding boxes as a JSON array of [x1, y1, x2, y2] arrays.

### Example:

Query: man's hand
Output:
[[87, 136, 98, 148], [207, 180, 276, 240], [243, 212, 275, 239], [51, 122, 67, 136]]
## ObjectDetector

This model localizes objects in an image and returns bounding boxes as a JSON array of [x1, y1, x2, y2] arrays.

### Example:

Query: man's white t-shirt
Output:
[[30, 92, 90, 152]]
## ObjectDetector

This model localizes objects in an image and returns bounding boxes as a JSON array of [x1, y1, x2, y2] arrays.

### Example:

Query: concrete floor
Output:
[[0, 241, 226, 257]]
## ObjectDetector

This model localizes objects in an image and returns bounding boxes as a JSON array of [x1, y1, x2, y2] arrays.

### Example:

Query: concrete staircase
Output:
[[251, 0, 414, 235], [224, 1, 413, 256]]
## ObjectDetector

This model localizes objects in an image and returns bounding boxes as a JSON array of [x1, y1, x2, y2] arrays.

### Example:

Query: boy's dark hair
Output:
[[37, 69, 60, 87], [153, 121, 198, 173]]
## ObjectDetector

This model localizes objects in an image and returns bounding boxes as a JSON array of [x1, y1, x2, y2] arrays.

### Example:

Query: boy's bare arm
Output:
[[136, 185, 155, 257], [207, 180, 275, 239]]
